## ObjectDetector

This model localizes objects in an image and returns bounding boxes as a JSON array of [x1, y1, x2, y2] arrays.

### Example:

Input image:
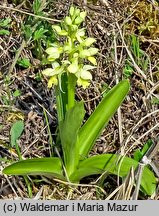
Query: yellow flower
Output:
[[46, 47, 63, 61], [80, 70, 92, 80], [42, 68, 55, 76], [48, 76, 58, 88], [67, 58, 79, 73], [83, 38, 96, 47], [88, 56, 97, 65], [77, 77, 90, 89]]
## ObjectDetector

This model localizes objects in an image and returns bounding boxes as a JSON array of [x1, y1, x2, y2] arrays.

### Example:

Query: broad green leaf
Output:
[[3, 157, 64, 180], [70, 154, 156, 195], [78, 80, 130, 158], [10, 121, 24, 147], [60, 101, 85, 176]]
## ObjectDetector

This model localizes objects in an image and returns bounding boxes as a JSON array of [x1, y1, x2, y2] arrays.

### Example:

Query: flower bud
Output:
[[83, 65, 96, 70], [58, 30, 68, 36], [77, 28, 85, 37], [42, 68, 54, 76], [52, 25, 61, 34], [79, 11, 87, 20], [73, 53, 78, 58], [69, 6, 75, 17], [74, 8, 80, 17], [65, 16, 72, 25], [70, 25, 78, 31], [80, 70, 92, 80], [74, 17, 83, 25], [87, 48, 99, 56], [79, 49, 90, 58], [46, 47, 58, 55], [88, 56, 97, 65]]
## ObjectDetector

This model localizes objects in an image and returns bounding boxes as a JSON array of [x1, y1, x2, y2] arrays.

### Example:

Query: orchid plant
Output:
[[3, 6, 156, 196]]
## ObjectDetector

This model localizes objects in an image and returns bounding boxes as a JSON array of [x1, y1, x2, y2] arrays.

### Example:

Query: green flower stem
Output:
[[67, 73, 76, 110], [55, 85, 64, 123], [15, 144, 22, 160], [55, 74, 68, 123]]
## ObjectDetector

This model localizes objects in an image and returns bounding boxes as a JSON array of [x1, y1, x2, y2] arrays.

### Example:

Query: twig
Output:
[[146, 81, 159, 99], [115, 167, 134, 200], [52, 178, 107, 195], [0, 105, 22, 112], [8, 39, 26, 75], [100, 0, 154, 87], [105, 184, 123, 200], [0, 5, 60, 23], [131, 163, 145, 200], [132, 139, 159, 199], [113, 26, 124, 155], [4, 175, 19, 198], [132, 123, 159, 145], [123, 109, 159, 151]]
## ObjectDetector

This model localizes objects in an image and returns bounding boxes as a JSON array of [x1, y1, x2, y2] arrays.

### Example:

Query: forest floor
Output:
[[0, 0, 159, 200]]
